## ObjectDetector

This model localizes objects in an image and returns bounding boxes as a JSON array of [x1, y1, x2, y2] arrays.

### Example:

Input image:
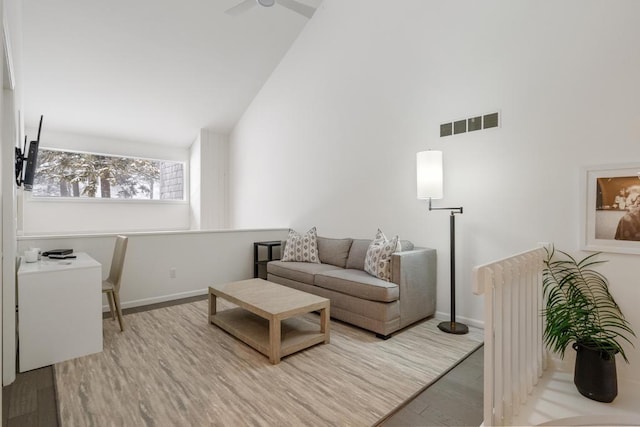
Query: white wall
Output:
[[189, 129, 228, 230], [20, 129, 190, 234], [25, 127, 186, 161], [229, 1, 640, 381], [0, 2, 5, 396], [21, 195, 189, 235], [190, 132, 202, 228], [18, 228, 288, 310], [2, 0, 22, 386]]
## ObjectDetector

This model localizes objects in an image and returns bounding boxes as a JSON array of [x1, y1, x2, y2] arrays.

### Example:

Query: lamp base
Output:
[[437, 321, 469, 335]]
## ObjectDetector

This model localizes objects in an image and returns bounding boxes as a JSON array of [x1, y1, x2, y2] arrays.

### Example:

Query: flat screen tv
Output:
[[16, 115, 43, 191]]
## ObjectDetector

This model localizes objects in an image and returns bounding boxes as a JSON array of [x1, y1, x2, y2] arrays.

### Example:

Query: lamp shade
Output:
[[416, 150, 443, 200]]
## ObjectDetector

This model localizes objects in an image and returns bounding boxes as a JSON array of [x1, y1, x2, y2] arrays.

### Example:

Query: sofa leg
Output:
[[376, 333, 391, 340]]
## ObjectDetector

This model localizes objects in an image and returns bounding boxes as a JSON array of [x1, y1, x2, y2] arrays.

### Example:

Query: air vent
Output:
[[483, 112, 499, 129], [453, 120, 466, 134], [468, 116, 482, 132], [440, 111, 500, 137], [440, 123, 452, 137]]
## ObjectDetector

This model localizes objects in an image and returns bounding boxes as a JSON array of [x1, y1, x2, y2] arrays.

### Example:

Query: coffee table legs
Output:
[[267, 305, 328, 364], [320, 306, 330, 344], [208, 289, 217, 321], [269, 318, 282, 364]]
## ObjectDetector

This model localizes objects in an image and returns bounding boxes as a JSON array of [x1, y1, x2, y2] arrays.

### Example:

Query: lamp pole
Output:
[[428, 199, 468, 334], [417, 151, 468, 335]]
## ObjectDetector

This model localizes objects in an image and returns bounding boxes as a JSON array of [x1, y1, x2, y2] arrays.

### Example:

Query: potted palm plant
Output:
[[542, 247, 635, 403]]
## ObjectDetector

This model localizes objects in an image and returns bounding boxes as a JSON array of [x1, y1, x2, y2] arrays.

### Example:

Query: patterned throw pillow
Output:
[[364, 229, 400, 281], [281, 227, 320, 263]]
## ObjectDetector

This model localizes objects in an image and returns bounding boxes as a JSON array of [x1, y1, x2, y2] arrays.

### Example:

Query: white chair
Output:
[[102, 235, 128, 331]]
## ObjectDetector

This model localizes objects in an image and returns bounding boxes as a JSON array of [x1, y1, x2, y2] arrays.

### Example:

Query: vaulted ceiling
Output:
[[22, 0, 321, 147]]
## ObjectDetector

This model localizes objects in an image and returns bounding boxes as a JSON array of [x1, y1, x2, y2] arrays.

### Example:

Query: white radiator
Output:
[[472, 248, 548, 427]]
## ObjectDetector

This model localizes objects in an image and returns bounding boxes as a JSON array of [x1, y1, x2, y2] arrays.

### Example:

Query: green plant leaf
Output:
[[542, 246, 636, 363]]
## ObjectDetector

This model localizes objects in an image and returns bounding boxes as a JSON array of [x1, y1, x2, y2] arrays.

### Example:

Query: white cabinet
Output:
[[17, 252, 102, 372]]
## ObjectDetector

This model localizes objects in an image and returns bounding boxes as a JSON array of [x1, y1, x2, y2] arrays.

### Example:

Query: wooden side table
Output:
[[253, 240, 282, 279]]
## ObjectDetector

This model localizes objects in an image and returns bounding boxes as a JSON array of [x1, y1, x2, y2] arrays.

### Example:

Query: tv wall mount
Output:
[[15, 115, 43, 191]]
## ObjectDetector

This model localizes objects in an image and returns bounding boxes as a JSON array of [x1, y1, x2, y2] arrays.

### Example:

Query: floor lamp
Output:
[[416, 150, 468, 335]]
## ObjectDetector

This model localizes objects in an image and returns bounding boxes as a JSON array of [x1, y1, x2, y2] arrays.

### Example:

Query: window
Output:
[[33, 149, 185, 200]]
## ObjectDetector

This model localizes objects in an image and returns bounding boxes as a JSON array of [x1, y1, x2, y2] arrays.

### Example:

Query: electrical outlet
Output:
[[169, 267, 176, 278]]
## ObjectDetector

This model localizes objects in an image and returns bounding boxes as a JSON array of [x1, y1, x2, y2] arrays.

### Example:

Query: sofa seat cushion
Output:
[[314, 269, 399, 303], [267, 261, 342, 285]]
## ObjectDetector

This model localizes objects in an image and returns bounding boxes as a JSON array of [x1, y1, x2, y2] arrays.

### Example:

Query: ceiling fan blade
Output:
[[277, 0, 315, 18], [225, 0, 257, 16]]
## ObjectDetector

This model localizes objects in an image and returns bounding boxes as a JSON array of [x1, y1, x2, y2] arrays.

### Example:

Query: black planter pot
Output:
[[573, 342, 618, 403]]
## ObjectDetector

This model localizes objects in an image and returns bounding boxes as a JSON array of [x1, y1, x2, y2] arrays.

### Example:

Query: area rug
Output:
[[54, 299, 483, 426]]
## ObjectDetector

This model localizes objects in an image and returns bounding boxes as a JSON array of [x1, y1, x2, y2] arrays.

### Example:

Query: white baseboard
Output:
[[102, 288, 209, 312], [435, 311, 484, 330]]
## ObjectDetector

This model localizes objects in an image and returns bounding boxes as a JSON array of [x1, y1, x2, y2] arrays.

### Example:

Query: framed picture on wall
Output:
[[582, 164, 640, 254]]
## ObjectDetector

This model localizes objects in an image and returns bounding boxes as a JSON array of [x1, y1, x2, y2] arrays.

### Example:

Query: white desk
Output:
[[17, 252, 102, 372]]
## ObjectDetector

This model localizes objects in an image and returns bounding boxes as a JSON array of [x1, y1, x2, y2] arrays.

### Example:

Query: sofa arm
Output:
[[390, 247, 437, 328]]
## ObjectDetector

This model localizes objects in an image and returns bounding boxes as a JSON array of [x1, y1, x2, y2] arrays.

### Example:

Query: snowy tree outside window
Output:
[[33, 149, 185, 200]]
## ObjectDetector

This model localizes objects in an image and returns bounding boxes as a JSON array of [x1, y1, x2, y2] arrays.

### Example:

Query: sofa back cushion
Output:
[[345, 239, 372, 270], [317, 237, 353, 268], [399, 240, 414, 251], [346, 239, 415, 270]]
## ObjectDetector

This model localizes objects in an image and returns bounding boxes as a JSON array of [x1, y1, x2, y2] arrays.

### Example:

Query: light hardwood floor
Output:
[[3, 295, 484, 427]]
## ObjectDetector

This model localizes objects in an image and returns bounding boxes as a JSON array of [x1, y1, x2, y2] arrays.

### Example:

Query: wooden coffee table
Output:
[[208, 278, 330, 364]]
